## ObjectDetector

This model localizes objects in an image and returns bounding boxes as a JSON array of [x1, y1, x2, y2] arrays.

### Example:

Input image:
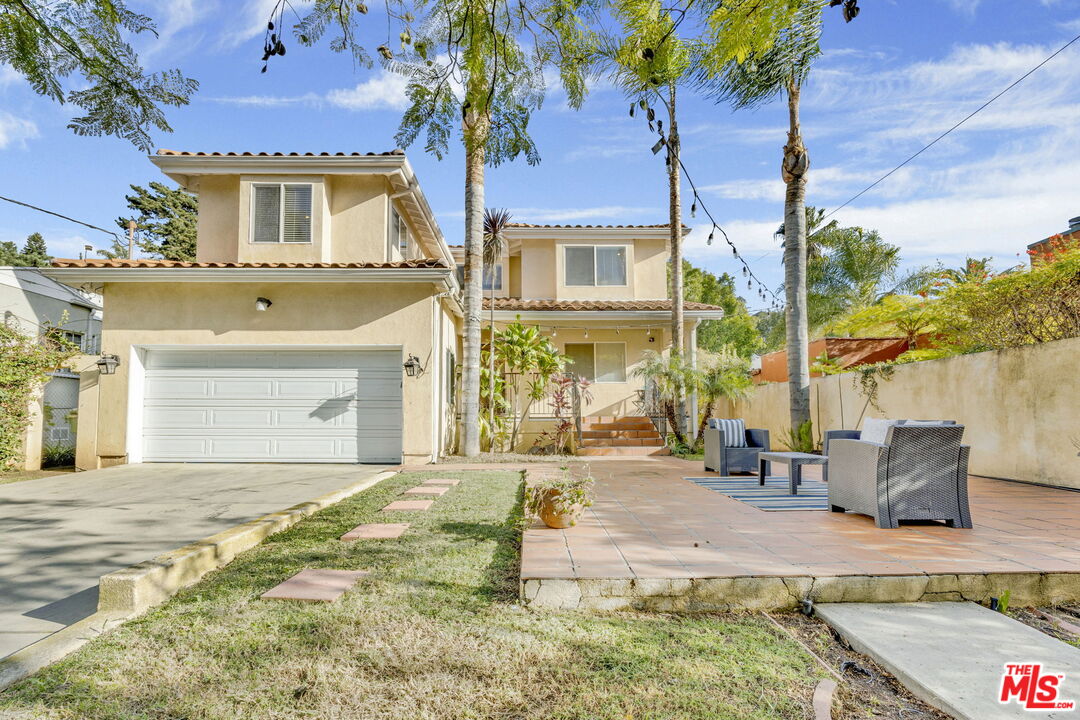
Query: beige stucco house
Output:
[[43, 149, 723, 468]]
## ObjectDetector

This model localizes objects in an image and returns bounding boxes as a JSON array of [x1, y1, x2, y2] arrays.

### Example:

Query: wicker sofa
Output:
[[827, 423, 972, 529], [704, 421, 771, 476]]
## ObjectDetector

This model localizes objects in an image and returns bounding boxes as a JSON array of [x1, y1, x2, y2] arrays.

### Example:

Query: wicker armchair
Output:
[[827, 424, 972, 529], [704, 422, 770, 476]]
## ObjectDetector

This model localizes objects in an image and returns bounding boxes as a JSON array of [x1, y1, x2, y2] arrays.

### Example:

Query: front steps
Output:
[[577, 416, 670, 456]]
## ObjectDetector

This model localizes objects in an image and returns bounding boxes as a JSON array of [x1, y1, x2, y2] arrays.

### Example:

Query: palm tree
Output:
[[483, 208, 512, 442], [604, 0, 692, 435], [937, 257, 995, 287], [701, 1, 825, 433], [632, 350, 696, 447], [693, 350, 753, 447]]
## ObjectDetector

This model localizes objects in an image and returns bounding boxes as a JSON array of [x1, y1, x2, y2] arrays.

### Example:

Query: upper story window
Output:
[[565, 245, 627, 286], [62, 331, 83, 351], [456, 263, 502, 290], [391, 208, 410, 255], [252, 184, 312, 243]]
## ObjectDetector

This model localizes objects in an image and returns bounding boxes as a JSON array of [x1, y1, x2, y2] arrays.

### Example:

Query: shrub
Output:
[[0, 323, 78, 469], [42, 444, 76, 468]]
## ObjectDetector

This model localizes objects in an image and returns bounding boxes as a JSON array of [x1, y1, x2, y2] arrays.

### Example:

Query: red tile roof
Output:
[[51, 258, 448, 269], [156, 149, 405, 157], [483, 298, 724, 312]]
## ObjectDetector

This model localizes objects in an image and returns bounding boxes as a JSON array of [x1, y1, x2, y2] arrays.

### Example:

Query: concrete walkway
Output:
[[0, 463, 389, 659], [817, 602, 1080, 719]]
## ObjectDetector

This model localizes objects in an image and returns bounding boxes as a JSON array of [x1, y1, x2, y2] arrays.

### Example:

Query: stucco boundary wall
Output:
[[719, 336, 1080, 489]]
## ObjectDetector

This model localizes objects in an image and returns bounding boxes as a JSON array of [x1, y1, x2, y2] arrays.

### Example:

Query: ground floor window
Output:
[[563, 342, 626, 383]]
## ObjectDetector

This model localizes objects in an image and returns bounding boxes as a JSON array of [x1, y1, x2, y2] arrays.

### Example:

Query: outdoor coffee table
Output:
[[758, 451, 829, 496]]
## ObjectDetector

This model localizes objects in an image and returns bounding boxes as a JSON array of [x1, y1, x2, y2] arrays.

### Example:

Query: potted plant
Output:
[[525, 467, 595, 529]]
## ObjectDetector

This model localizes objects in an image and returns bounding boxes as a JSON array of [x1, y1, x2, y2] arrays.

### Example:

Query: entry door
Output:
[[141, 348, 402, 463]]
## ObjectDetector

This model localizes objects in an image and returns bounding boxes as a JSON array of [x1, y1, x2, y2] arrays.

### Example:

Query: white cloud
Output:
[[138, 0, 212, 61], [209, 70, 410, 112], [219, 0, 313, 49], [0, 111, 39, 149]]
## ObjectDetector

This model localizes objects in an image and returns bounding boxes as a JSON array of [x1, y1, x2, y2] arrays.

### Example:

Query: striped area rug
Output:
[[686, 476, 828, 511]]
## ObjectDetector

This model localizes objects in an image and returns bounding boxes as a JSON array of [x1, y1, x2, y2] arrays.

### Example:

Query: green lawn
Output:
[[1, 470, 825, 719]]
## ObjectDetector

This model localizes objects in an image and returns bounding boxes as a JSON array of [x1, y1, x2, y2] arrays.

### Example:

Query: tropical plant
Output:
[[693, 350, 753, 447], [702, 0, 826, 437], [525, 467, 594, 527], [100, 183, 198, 261], [531, 373, 593, 454], [268, 0, 595, 458], [780, 418, 815, 453], [0, 321, 79, 469], [483, 208, 512, 441], [41, 443, 76, 468], [487, 320, 566, 451], [0, 0, 197, 150], [827, 294, 940, 350], [632, 350, 695, 447], [936, 257, 996, 288]]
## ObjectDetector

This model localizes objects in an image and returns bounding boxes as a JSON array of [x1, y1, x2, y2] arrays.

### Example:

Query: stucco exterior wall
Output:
[[83, 281, 448, 468], [194, 175, 241, 263], [719, 337, 1080, 489], [520, 238, 556, 299], [329, 175, 390, 262]]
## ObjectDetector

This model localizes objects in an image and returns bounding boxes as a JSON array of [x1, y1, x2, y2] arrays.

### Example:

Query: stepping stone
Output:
[[403, 486, 449, 496], [340, 523, 410, 541], [817, 602, 1080, 720], [260, 569, 368, 603], [382, 499, 434, 512], [423, 478, 461, 486]]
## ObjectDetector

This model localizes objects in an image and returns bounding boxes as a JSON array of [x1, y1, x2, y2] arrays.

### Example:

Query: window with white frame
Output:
[[564, 245, 627, 287], [252, 184, 312, 243], [455, 263, 502, 290], [391, 208, 410, 256], [563, 342, 626, 383]]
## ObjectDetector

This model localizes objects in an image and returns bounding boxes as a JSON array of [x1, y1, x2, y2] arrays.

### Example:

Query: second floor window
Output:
[[565, 245, 627, 286], [62, 331, 83, 351], [252, 184, 312, 244], [392, 208, 410, 255], [455, 263, 502, 290]]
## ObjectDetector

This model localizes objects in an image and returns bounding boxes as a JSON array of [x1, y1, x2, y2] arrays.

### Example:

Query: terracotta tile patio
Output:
[[520, 457, 1080, 582]]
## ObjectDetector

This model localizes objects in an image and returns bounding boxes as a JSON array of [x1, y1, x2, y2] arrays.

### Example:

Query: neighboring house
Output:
[[43, 150, 461, 469], [1027, 214, 1080, 263], [451, 223, 725, 454], [0, 267, 102, 462], [753, 336, 911, 384]]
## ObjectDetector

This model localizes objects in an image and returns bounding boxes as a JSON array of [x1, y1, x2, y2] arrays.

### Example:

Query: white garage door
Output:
[[142, 348, 402, 463]]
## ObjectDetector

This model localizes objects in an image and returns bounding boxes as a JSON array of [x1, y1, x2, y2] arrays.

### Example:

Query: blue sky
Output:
[[2, 0, 1079, 311]]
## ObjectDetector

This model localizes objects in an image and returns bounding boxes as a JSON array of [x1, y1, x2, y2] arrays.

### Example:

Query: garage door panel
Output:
[[142, 348, 402, 463]]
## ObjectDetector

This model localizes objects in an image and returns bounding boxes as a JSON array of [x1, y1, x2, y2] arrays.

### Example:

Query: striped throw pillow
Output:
[[713, 418, 747, 447]]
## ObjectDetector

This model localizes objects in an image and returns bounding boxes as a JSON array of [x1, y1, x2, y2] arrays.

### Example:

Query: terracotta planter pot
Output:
[[537, 489, 585, 529]]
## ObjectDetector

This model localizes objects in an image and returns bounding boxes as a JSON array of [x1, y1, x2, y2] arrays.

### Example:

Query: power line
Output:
[[0, 194, 120, 242], [819, 30, 1080, 224]]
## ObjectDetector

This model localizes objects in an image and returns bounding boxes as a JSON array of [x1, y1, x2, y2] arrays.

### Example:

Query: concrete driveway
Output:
[[0, 463, 390, 659]]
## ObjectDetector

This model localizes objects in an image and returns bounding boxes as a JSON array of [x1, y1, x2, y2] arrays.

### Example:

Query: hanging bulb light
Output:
[[551, 327, 557, 337], [584, 328, 589, 339], [647, 327, 652, 336]]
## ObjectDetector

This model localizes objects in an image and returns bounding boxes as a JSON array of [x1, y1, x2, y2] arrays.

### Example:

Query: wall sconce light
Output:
[[255, 297, 273, 312], [97, 353, 121, 375], [551, 327, 557, 337], [403, 354, 425, 377]]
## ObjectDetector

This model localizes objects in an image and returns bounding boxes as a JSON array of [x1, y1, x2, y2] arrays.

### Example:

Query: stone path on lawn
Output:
[[382, 499, 434, 512], [816, 602, 1080, 720], [261, 569, 369, 603], [403, 486, 449, 496], [340, 523, 410, 541]]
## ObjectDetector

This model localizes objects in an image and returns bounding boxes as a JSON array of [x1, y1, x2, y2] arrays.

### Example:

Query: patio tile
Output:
[[261, 569, 369, 603], [340, 523, 410, 541], [381, 499, 434, 512], [403, 486, 449, 496]]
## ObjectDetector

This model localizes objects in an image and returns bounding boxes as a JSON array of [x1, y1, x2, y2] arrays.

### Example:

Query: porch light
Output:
[[403, 354, 425, 378], [584, 329, 589, 339], [255, 297, 273, 312], [551, 328, 557, 337], [96, 353, 121, 375]]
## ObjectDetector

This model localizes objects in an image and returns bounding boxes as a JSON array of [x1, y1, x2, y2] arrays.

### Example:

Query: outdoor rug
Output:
[[685, 475, 828, 511]]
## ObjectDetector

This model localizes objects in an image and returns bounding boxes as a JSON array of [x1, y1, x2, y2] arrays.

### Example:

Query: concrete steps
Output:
[[577, 416, 668, 456]]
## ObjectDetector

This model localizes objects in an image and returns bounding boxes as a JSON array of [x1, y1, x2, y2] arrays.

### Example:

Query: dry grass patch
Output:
[[1, 470, 826, 719]]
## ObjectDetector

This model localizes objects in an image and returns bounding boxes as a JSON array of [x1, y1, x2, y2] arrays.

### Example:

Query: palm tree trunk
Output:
[[695, 400, 714, 448], [461, 112, 488, 457], [664, 400, 685, 446], [488, 284, 496, 450], [666, 83, 686, 437], [782, 79, 811, 433]]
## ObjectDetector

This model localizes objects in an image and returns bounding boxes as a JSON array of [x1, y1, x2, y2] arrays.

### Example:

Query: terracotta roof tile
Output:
[[155, 149, 406, 157], [51, 258, 448, 269], [483, 298, 724, 312]]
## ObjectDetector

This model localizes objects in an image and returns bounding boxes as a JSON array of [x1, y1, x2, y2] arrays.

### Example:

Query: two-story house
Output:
[[451, 223, 725, 454], [44, 149, 725, 467], [44, 150, 461, 468]]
